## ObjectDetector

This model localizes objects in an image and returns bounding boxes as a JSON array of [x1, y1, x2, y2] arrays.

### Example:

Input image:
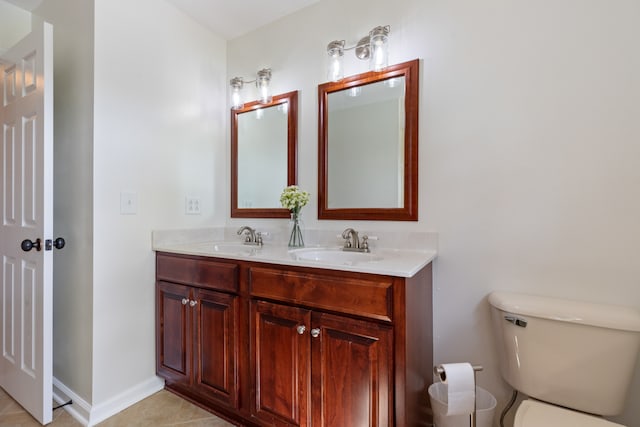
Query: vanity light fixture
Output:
[[256, 68, 272, 104], [229, 68, 273, 110], [326, 25, 390, 82], [369, 25, 390, 71]]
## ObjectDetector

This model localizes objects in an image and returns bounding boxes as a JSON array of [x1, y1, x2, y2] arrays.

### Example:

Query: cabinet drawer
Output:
[[249, 267, 393, 322], [157, 253, 238, 293]]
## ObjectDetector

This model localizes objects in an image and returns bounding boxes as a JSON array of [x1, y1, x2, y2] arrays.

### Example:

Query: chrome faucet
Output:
[[341, 228, 370, 253], [237, 226, 263, 246]]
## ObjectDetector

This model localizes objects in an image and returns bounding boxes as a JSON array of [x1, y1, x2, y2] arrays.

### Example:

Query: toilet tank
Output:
[[488, 291, 640, 416]]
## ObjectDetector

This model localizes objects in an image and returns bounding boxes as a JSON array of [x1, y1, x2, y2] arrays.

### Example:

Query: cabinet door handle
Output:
[[189, 300, 198, 307], [181, 298, 189, 305], [296, 325, 306, 335], [310, 328, 320, 338]]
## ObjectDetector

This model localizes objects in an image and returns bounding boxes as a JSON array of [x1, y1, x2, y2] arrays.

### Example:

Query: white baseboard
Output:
[[53, 375, 165, 426], [53, 377, 91, 426]]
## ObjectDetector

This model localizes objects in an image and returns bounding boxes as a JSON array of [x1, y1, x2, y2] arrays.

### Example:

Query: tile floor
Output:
[[0, 387, 236, 426]]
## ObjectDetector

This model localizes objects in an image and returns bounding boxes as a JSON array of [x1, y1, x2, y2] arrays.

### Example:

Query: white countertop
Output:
[[153, 241, 436, 278]]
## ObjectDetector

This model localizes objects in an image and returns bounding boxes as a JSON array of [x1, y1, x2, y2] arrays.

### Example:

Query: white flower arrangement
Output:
[[280, 185, 310, 214]]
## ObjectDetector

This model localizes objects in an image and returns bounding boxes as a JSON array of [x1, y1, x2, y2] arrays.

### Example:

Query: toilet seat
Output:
[[514, 400, 626, 427]]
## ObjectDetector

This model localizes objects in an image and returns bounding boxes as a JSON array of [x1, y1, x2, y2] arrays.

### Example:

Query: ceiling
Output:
[[4, 0, 320, 40]]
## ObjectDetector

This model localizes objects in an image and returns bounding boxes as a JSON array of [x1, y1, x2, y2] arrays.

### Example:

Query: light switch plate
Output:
[[120, 191, 137, 215]]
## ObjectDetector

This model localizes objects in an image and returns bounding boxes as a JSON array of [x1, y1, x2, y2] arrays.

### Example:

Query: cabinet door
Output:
[[251, 300, 311, 427], [157, 281, 192, 385], [193, 289, 239, 408], [311, 312, 393, 427]]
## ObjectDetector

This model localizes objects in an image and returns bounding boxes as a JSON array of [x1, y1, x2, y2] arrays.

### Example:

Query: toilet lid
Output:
[[515, 400, 626, 427]]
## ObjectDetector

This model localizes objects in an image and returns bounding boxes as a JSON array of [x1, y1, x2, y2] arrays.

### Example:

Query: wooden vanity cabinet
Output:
[[249, 266, 396, 427], [156, 252, 433, 427], [251, 301, 312, 426], [251, 300, 393, 427], [156, 254, 240, 410]]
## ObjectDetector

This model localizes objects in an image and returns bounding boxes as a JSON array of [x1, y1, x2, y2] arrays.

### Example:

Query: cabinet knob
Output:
[[181, 298, 189, 305], [296, 325, 306, 335], [310, 328, 320, 338], [189, 300, 198, 307]]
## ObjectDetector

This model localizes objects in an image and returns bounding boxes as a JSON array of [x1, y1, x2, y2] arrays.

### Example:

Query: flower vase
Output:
[[288, 211, 304, 248]]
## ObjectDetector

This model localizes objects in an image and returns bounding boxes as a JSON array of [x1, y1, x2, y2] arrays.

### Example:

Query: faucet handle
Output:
[[361, 236, 369, 252], [340, 231, 353, 248]]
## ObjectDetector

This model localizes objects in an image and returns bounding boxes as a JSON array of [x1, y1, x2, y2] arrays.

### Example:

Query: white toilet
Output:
[[488, 291, 640, 427]]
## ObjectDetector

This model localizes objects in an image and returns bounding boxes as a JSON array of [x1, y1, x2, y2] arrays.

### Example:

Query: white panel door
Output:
[[0, 22, 54, 425]]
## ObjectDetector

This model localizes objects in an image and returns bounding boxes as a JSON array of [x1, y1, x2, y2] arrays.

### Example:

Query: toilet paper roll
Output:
[[438, 363, 476, 416]]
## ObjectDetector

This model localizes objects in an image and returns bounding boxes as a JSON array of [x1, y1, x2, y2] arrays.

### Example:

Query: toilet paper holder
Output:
[[433, 364, 484, 427]]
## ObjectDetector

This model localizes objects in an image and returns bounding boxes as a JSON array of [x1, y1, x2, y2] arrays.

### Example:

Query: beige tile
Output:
[[95, 390, 235, 427], [50, 410, 83, 427], [0, 389, 234, 427], [0, 411, 43, 427], [0, 394, 26, 416], [97, 391, 193, 426], [171, 418, 237, 427]]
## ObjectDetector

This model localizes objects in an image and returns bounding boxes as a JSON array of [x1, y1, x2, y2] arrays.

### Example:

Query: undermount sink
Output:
[[289, 247, 383, 266]]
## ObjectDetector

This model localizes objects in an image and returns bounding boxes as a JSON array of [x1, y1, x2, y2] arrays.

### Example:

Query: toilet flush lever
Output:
[[504, 315, 527, 328]]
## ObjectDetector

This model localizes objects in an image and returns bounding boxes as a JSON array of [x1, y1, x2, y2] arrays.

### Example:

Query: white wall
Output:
[[228, 0, 640, 424], [32, 0, 96, 403], [26, 0, 228, 417], [6, 0, 227, 418], [91, 0, 226, 407]]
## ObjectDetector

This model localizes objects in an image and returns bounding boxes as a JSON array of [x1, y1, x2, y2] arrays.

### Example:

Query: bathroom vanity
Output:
[[154, 239, 435, 427]]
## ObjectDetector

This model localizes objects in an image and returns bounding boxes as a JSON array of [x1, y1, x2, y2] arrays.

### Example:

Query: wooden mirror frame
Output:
[[231, 90, 298, 218], [318, 59, 419, 221]]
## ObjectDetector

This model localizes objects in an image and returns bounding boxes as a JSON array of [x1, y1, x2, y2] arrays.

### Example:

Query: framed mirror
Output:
[[318, 59, 419, 221], [231, 91, 298, 218]]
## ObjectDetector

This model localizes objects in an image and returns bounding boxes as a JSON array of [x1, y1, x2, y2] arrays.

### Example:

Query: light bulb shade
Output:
[[327, 40, 345, 82], [230, 77, 244, 109], [256, 68, 272, 104], [369, 25, 390, 71]]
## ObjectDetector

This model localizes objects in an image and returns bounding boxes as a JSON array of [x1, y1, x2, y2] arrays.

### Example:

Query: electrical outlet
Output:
[[185, 197, 201, 215]]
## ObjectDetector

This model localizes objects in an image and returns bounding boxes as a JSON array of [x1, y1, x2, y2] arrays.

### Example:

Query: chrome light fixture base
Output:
[[326, 25, 390, 81], [354, 36, 371, 60]]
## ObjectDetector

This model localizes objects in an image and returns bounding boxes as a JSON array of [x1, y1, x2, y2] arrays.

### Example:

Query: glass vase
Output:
[[288, 211, 304, 248]]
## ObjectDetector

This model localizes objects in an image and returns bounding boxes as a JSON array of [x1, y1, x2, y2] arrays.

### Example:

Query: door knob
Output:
[[181, 298, 189, 305], [189, 300, 198, 307], [310, 328, 320, 338], [21, 238, 42, 252], [296, 325, 306, 335], [45, 237, 66, 251], [53, 237, 65, 249]]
